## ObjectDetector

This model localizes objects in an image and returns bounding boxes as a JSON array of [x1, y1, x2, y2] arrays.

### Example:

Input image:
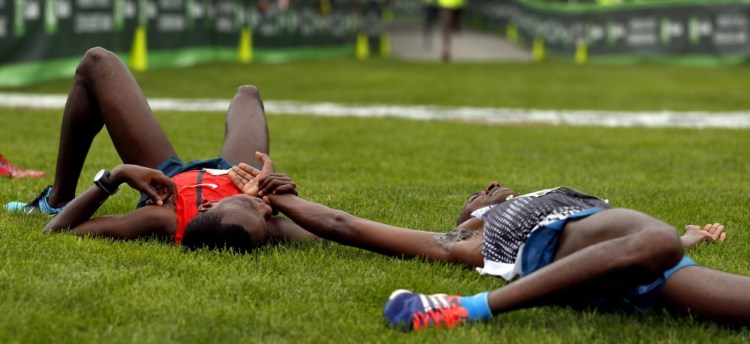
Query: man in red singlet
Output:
[[5, 47, 316, 252]]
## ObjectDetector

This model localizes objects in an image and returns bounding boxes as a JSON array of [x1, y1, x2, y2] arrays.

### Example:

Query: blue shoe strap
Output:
[[38, 190, 64, 214], [459, 292, 493, 321]]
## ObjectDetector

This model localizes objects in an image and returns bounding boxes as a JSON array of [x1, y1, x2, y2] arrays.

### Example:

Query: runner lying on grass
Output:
[[230, 155, 749, 329], [4, 47, 316, 251]]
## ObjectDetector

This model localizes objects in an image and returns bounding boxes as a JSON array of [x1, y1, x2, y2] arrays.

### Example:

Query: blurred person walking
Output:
[[438, 0, 466, 61]]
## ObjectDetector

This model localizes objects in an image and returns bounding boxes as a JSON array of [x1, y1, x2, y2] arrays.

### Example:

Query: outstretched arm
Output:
[[229, 153, 483, 266], [44, 164, 177, 240], [265, 193, 456, 261]]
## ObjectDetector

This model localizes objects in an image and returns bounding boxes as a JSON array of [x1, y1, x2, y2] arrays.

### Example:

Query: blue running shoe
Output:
[[383, 289, 469, 331], [5, 186, 66, 216]]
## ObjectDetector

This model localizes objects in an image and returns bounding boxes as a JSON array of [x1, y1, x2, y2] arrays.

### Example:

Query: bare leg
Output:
[[485, 209, 684, 313], [218, 85, 268, 168], [440, 8, 453, 61], [48, 47, 176, 207], [383, 208, 687, 330], [659, 266, 750, 324]]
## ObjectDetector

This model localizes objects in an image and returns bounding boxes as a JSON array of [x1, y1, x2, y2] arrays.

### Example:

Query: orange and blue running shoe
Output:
[[383, 289, 469, 331]]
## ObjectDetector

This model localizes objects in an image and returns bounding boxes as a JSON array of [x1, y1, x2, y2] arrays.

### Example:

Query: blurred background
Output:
[[1, 0, 749, 87]]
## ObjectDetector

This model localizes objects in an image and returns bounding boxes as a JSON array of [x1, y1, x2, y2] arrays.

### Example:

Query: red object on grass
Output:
[[0, 154, 46, 179]]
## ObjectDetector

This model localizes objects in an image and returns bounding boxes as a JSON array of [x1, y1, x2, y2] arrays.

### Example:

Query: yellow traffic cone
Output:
[[532, 37, 544, 62], [380, 33, 391, 58], [238, 28, 253, 63], [575, 39, 588, 65], [356, 33, 369, 60], [130, 26, 148, 71]]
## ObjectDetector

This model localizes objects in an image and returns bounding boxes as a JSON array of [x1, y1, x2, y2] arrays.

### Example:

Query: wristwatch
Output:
[[94, 169, 119, 195]]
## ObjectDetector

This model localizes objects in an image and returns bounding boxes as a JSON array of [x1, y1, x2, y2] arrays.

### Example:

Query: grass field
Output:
[[1, 58, 749, 343]]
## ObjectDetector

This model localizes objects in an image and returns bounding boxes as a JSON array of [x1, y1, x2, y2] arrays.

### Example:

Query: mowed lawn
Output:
[[1, 58, 749, 343]]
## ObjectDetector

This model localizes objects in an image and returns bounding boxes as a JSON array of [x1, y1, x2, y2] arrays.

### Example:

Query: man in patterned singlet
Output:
[[229, 164, 750, 329], [5, 47, 316, 251]]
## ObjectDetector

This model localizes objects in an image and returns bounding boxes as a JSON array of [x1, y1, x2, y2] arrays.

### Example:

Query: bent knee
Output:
[[81, 47, 118, 65], [76, 47, 118, 78], [627, 226, 683, 273], [236, 85, 260, 98], [83, 46, 115, 59]]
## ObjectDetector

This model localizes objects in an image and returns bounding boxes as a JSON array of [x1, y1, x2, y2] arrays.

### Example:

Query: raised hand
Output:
[[229, 162, 261, 195], [229, 152, 297, 198], [229, 151, 275, 196]]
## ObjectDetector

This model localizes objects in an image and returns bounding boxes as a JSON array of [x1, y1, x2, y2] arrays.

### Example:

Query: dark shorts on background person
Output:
[[136, 156, 237, 208], [520, 207, 699, 313]]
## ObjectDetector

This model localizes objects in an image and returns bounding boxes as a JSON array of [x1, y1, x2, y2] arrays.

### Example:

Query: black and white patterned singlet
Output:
[[476, 187, 610, 279]]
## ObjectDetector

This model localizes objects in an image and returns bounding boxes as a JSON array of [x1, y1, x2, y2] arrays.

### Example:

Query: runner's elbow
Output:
[[327, 210, 358, 239]]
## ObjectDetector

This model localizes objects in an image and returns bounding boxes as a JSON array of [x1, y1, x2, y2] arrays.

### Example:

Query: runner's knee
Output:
[[626, 226, 683, 274], [236, 85, 261, 99], [76, 47, 117, 80]]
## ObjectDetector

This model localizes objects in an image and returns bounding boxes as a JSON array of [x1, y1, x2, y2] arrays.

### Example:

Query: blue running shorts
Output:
[[520, 207, 698, 313]]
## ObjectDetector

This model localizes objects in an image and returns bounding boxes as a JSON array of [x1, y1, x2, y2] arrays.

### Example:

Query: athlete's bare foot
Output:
[[681, 223, 727, 249]]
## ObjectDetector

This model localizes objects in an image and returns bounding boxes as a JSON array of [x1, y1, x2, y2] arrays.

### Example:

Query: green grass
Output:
[[6, 59, 750, 111], [1, 58, 750, 343]]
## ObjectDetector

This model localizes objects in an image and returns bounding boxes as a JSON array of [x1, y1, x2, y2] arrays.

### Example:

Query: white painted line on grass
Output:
[[2, 92, 749, 129]]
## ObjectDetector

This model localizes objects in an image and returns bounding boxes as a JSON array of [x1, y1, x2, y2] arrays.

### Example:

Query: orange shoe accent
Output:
[[411, 296, 468, 330]]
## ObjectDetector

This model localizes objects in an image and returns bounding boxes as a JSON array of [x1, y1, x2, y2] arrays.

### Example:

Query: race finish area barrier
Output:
[[466, 0, 750, 65], [0, 0, 387, 86]]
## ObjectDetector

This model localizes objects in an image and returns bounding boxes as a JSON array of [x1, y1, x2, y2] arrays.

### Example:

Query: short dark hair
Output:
[[182, 212, 254, 253]]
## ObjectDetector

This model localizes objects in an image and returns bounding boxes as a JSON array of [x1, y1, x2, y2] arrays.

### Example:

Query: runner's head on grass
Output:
[[182, 194, 273, 253], [456, 181, 518, 225]]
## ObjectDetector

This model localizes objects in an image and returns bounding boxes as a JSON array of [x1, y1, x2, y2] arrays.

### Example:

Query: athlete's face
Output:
[[456, 182, 518, 226], [199, 194, 273, 247]]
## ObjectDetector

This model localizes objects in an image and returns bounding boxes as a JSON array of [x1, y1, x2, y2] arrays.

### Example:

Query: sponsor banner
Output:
[[0, 0, 384, 86], [250, 1, 383, 48], [467, 0, 750, 62], [0, 0, 136, 63]]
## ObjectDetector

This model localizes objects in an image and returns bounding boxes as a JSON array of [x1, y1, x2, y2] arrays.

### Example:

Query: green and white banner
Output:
[[0, 0, 385, 86], [467, 0, 750, 64]]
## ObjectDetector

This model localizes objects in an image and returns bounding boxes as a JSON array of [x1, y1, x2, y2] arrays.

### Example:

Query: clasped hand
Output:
[[111, 164, 177, 206], [228, 152, 298, 201]]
